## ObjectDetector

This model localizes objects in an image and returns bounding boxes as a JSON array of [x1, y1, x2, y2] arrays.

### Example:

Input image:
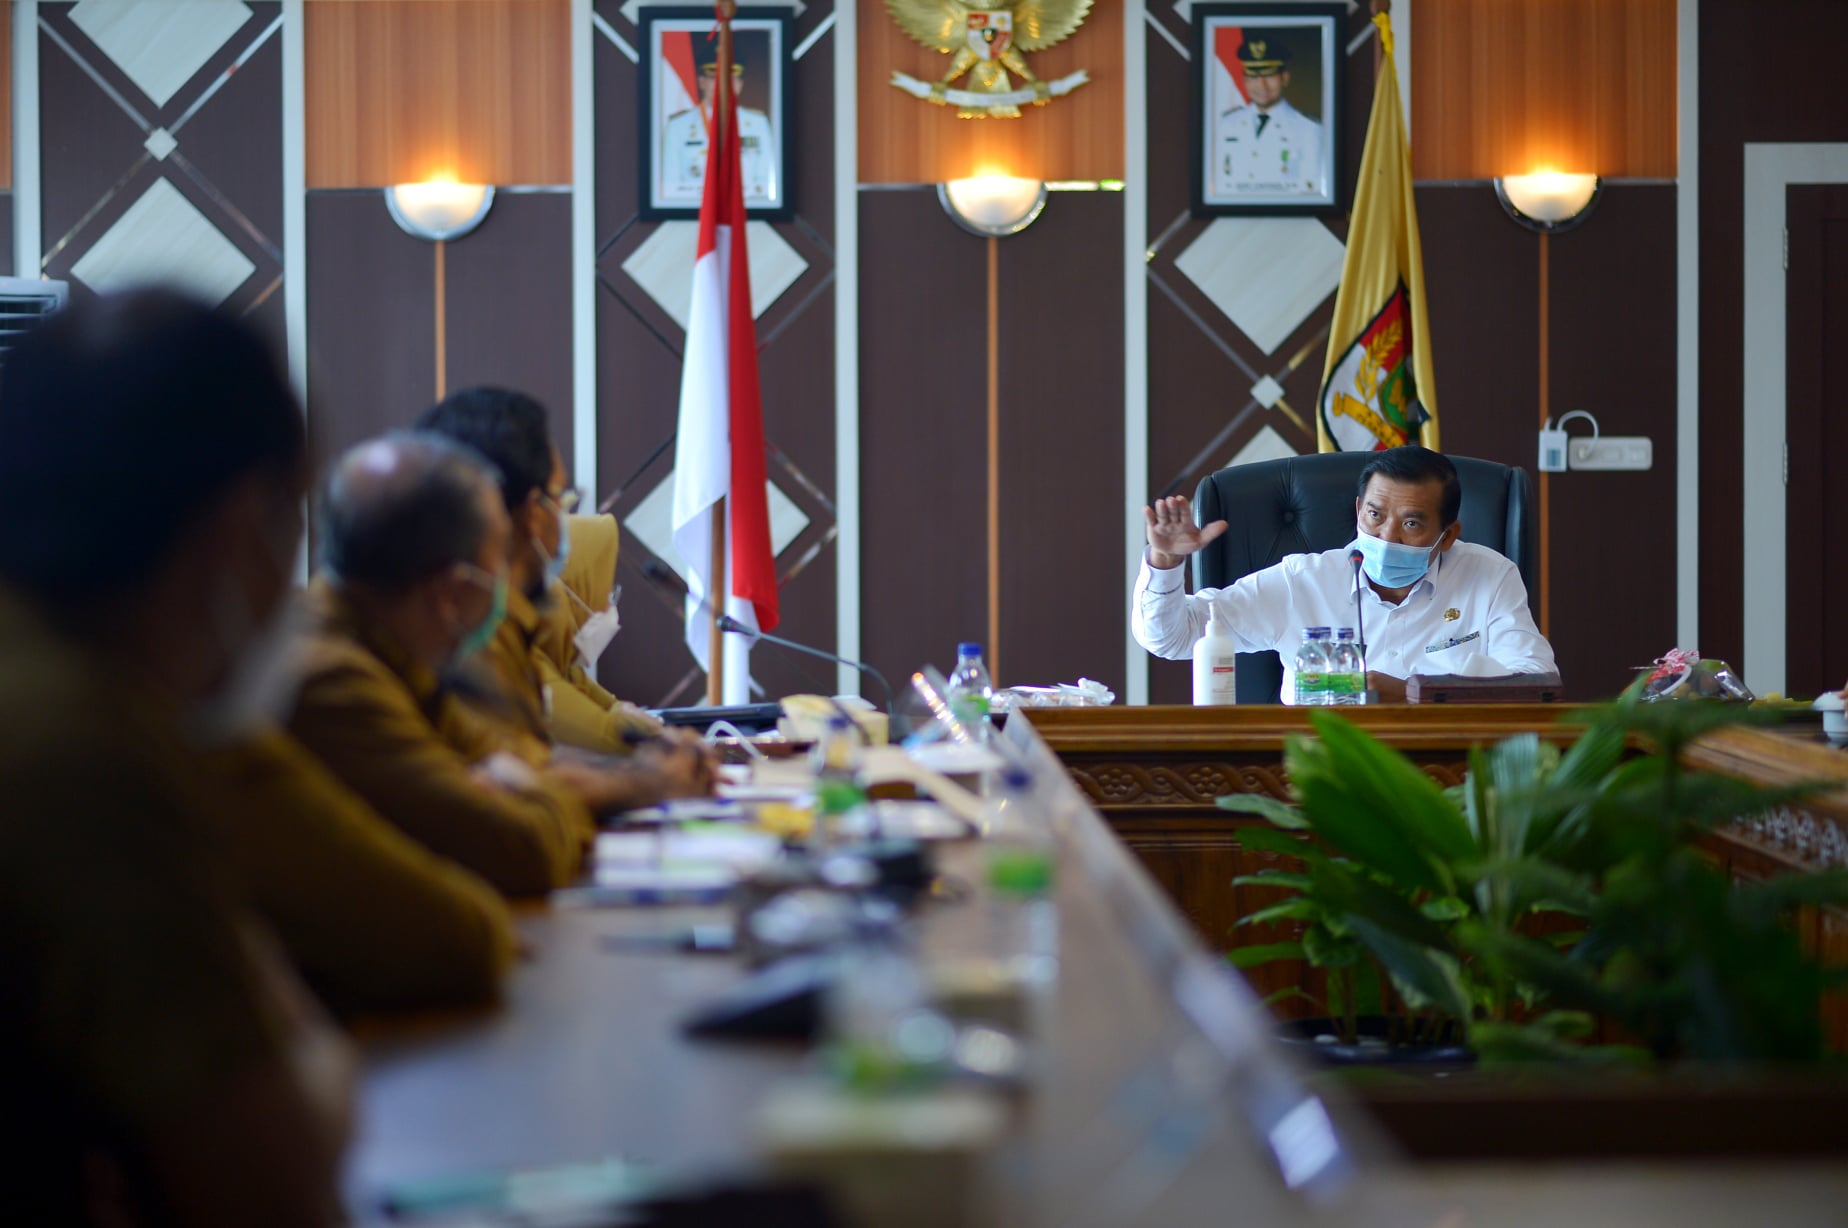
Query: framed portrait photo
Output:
[[1189, 3, 1346, 216], [638, 6, 794, 221]]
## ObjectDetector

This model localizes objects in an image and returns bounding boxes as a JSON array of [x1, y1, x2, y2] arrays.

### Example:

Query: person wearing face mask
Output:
[[1133, 445, 1556, 703], [416, 388, 705, 766], [288, 433, 688, 896], [535, 508, 667, 748], [0, 290, 352, 1225]]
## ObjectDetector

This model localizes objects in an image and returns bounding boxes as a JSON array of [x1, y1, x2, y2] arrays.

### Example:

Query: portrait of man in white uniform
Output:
[[1214, 36, 1321, 196], [1195, 11, 1341, 213], [644, 16, 789, 218], [659, 60, 781, 209]]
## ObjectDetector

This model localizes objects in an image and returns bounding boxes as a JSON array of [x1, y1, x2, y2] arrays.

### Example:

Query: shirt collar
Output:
[[308, 576, 442, 707]]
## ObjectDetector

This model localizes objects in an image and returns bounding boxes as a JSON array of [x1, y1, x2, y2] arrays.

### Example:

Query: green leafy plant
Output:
[[1462, 695, 1848, 1063], [1219, 693, 1848, 1064], [1221, 712, 1617, 1056]]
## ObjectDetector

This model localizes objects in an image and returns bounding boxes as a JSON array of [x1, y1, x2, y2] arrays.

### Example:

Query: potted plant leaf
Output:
[[1220, 694, 1848, 1066], [1454, 695, 1848, 1064], [1220, 713, 1625, 1062]]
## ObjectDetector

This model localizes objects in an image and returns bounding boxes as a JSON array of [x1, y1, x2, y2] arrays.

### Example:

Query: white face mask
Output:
[[565, 583, 621, 674]]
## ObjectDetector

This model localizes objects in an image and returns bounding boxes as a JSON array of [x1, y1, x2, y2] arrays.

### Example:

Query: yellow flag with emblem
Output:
[[1317, 13, 1438, 453]]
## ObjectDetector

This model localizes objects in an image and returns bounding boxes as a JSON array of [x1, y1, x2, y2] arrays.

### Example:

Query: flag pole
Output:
[[705, 0, 737, 705]]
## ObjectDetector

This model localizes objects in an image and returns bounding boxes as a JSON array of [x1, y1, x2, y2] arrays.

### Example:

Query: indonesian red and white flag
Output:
[[670, 66, 779, 704]]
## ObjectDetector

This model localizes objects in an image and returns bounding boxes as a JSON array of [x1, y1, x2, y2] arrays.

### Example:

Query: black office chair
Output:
[[1191, 453, 1537, 704]]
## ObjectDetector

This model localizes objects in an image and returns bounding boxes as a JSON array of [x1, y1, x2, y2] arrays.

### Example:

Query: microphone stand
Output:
[[640, 560, 896, 722], [1348, 550, 1375, 706], [717, 615, 897, 721]]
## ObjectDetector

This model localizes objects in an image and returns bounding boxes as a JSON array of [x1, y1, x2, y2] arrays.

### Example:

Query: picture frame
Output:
[[637, 6, 795, 221], [1189, 3, 1346, 216]]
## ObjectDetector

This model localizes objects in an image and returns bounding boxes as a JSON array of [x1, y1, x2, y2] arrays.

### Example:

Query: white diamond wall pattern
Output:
[[624, 471, 811, 585], [71, 179, 256, 306], [70, 0, 254, 108], [1173, 217, 1346, 356], [1226, 423, 1300, 469], [620, 221, 808, 330]]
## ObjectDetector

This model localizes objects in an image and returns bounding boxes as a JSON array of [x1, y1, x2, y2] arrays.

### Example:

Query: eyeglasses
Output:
[[543, 487, 581, 514]]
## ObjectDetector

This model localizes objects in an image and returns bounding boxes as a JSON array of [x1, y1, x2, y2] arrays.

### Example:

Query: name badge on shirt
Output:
[[1425, 630, 1481, 654]]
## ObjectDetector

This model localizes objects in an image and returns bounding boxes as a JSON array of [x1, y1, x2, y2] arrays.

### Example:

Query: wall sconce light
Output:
[[1494, 172, 1601, 234], [385, 179, 496, 242], [938, 176, 1048, 238]]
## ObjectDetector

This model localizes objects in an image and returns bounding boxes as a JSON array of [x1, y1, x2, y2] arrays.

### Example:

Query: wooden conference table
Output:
[[348, 708, 1848, 1226]]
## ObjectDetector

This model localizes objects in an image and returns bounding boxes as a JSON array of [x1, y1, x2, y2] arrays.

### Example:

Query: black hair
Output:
[[318, 432, 501, 594], [1355, 445, 1462, 527], [416, 387, 555, 514], [0, 289, 305, 605]]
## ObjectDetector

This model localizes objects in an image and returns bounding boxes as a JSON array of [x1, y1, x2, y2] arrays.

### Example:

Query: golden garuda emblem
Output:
[[885, 0, 1093, 119]]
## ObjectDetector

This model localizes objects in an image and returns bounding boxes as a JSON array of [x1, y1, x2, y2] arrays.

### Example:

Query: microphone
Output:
[[717, 614, 897, 718], [640, 561, 896, 716], [1348, 549, 1371, 704]]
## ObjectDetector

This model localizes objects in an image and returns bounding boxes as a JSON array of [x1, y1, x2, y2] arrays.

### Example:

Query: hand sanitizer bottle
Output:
[[1192, 615, 1238, 706]]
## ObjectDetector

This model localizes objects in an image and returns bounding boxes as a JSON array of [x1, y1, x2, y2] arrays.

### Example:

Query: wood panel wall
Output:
[[858, 0, 1122, 182], [304, 190, 574, 470], [1412, 0, 1676, 180], [306, 0, 570, 188], [1697, 0, 1848, 672]]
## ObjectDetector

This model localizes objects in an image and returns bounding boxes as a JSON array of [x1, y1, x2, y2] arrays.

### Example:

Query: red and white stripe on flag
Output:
[[669, 66, 779, 704]]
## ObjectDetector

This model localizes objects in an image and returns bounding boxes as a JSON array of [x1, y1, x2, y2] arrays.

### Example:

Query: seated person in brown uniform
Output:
[[537, 506, 669, 749], [0, 290, 351, 1225], [288, 433, 702, 896], [416, 386, 702, 759], [198, 727, 517, 1014]]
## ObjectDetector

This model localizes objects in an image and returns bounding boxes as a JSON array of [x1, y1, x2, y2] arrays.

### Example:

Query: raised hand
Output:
[[1144, 496, 1228, 570]]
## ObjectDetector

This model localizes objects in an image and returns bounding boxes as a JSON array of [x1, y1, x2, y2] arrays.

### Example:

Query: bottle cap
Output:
[[957, 641, 983, 657], [1203, 615, 1228, 639]]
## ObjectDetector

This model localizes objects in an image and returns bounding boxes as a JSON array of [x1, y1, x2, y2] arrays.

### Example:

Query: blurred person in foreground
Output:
[[0, 290, 351, 1225], [288, 433, 704, 896], [416, 386, 707, 765]]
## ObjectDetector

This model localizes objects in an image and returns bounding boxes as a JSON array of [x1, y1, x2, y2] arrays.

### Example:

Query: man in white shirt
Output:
[[1213, 35, 1323, 197], [660, 61, 779, 208], [1133, 447, 1557, 703]]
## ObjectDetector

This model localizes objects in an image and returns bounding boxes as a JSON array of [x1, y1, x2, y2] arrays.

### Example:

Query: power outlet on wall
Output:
[[1568, 436, 1652, 471]]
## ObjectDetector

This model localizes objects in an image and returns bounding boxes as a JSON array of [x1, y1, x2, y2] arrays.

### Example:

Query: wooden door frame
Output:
[[1741, 143, 1848, 698]]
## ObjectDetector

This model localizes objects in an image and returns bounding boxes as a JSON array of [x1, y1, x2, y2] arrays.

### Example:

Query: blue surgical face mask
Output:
[[537, 502, 571, 585], [1351, 531, 1439, 589]]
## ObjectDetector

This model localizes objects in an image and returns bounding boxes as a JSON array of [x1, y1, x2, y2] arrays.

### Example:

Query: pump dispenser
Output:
[[1191, 615, 1237, 706]]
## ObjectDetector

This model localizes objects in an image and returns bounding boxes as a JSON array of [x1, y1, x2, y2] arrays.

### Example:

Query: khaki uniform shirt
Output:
[[477, 584, 552, 746], [531, 514, 662, 754], [197, 728, 516, 1013], [0, 588, 295, 1219], [287, 580, 593, 896]]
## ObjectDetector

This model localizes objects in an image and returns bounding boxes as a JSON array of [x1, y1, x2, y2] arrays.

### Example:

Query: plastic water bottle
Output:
[[1293, 627, 1332, 706], [946, 641, 996, 735], [1328, 628, 1365, 706], [981, 768, 1058, 992], [1191, 615, 1238, 706], [809, 715, 865, 846], [827, 918, 954, 1090]]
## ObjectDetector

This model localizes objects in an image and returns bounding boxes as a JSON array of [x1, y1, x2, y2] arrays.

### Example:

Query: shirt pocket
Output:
[[1422, 629, 1482, 657]]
